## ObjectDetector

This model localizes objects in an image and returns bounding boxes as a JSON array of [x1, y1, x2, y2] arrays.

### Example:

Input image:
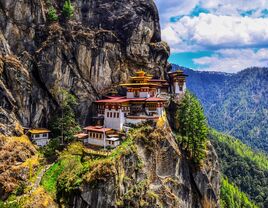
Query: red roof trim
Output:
[[83, 126, 113, 132]]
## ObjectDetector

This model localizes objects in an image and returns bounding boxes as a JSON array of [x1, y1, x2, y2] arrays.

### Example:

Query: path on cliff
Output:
[[31, 164, 52, 192]]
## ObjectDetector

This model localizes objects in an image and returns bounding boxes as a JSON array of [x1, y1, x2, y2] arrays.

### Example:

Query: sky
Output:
[[155, 0, 268, 73]]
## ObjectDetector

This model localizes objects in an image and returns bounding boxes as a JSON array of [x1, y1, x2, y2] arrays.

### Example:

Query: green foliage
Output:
[[177, 65, 268, 153], [50, 89, 81, 144], [220, 178, 258, 208], [210, 130, 268, 170], [47, 6, 58, 21], [41, 137, 61, 162], [174, 91, 208, 164], [41, 162, 65, 195], [62, 0, 74, 18], [210, 130, 268, 207]]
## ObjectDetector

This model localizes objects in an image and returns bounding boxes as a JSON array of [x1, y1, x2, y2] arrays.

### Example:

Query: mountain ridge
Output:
[[172, 64, 268, 153]]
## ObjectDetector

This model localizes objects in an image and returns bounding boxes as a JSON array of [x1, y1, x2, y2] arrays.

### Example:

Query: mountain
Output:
[[172, 64, 268, 153], [0, 1, 221, 207], [210, 130, 268, 208], [0, 0, 169, 136]]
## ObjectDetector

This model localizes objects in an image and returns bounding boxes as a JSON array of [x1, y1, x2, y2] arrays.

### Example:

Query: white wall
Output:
[[31, 133, 49, 147], [87, 138, 105, 146], [104, 109, 125, 131], [174, 81, 186, 94], [126, 118, 147, 125], [34, 138, 50, 147], [86, 137, 120, 148], [139, 91, 149, 98], [127, 92, 134, 98], [157, 107, 164, 116]]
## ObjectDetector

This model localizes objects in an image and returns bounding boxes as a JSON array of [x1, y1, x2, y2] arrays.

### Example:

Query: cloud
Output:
[[155, 0, 268, 25], [193, 49, 268, 73], [161, 13, 268, 52], [155, 0, 198, 26], [155, 0, 268, 72]]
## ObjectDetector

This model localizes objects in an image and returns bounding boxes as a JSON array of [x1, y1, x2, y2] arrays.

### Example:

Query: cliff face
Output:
[[60, 126, 220, 208], [0, 0, 169, 134], [0, 1, 221, 207]]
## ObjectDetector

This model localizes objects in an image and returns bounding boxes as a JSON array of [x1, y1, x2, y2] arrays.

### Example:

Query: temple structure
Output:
[[77, 69, 188, 148], [28, 128, 51, 147], [168, 70, 188, 95]]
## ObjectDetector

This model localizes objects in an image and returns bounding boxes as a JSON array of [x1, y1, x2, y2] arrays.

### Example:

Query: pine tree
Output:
[[47, 6, 58, 21], [62, 0, 74, 18], [50, 89, 81, 143], [175, 91, 208, 164]]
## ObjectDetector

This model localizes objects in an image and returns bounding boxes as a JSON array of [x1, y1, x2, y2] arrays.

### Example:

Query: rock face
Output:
[[0, 1, 221, 207], [0, 0, 169, 134], [64, 126, 220, 208]]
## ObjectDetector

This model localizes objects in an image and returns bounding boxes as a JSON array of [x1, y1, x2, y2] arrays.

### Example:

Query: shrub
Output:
[[62, 0, 74, 18], [174, 91, 208, 164], [47, 6, 58, 21]]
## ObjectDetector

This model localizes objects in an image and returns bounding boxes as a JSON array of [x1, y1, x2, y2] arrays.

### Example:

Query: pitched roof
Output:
[[74, 133, 88, 139], [83, 126, 113, 133], [29, 128, 51, 134]]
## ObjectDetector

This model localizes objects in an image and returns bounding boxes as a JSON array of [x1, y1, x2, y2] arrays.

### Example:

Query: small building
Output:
[[28, 128, 51, 147], [168, 70, 188, 95], [83, 126, 120, 148]]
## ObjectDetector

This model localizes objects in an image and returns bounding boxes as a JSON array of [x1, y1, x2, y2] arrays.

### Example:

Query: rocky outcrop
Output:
[[62, 126, 220, 208], [0, 0, 169, 133]]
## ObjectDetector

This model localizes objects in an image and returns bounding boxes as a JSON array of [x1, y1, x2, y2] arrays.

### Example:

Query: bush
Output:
[[174, 91, 208, 164], [42, 137, 61, 162], [62, 0, 74, 18], [47, 6, 58, 21]]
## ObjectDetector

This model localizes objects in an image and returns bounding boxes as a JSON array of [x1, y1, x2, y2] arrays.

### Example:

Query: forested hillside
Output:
[[209, 130, 268, 207], [172, 64, 268, 153], [220, 178, 257, 208]]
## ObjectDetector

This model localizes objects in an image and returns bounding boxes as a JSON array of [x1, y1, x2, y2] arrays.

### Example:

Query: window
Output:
[[114, 112, 116, 118], [134, 91, 139, 97], [107, 112, 109, 117], [110, 112, 113, 117], [117, 112, 119, 118], [43, 133, 48, 137], [35, 134, 40, 138]]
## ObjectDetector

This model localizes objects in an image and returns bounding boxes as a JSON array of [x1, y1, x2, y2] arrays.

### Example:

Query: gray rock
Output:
[[0, 0, 169, 132]]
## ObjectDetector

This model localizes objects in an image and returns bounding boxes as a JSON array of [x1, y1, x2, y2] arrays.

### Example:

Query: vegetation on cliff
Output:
[[0, 135, 40, 200], [220, 178, 257, 208], [174, 65, 268, 153], [43, 90, 81, 161], [171, 91, 208, 164], [210, 130, 268, 207]]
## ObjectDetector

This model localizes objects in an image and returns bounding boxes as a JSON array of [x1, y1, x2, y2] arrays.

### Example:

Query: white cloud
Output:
[[155, 0, 268, 72], [199, 0, 268, 16], [155, 0, 268, 26], [161, 13, 268, 51], [193, 49, 268, 73], [155, 0, 198, 26]]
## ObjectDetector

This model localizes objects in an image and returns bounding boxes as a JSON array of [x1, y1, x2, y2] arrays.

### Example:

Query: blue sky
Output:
[[155, 0, 268, 72]]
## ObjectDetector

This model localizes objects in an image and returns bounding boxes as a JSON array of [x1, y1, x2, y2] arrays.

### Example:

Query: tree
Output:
[[62, 0, 74, 18], [47, 6, 58, 21], [175, 91, 208, 164], [50, 89, 81, 144]]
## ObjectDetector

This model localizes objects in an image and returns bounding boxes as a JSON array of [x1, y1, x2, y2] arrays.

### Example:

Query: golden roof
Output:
[[29, 128, 51, 134], [120, 83, 160, 87]]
